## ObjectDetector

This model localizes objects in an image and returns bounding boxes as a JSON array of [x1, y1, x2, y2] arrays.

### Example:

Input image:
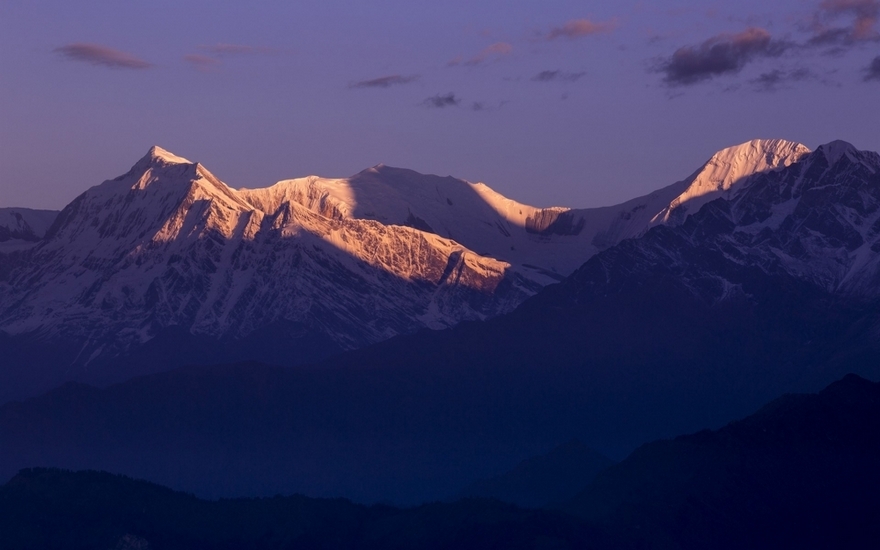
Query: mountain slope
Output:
[[563, 374, 880, 549], [457, 440, 616, 508]]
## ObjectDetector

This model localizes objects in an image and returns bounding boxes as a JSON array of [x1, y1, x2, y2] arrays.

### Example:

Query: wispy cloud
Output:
[[448, 42, 513, 67], [749, 67, 820, 91], [423, 93, 461, 108], [657, 27, 790, 86], [546, 19, 616, 40], [197, 43, 275, 56], [531, 70, 586, 82], [184, 54, 220, 72], [54, 43, 153, 69], [184, 43, 276, 72], [865, 55, 880, 80], [349, 75, 419, 89], [470, 100, 506, 112], [809, 0, 880, 46]]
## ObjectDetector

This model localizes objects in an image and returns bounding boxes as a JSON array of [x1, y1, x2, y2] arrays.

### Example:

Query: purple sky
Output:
[[2, 0, 879, 210]]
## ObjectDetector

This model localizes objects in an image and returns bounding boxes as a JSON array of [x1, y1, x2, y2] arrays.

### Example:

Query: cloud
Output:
[[349, 75, 419, 89], [657, 27, 790, 85], [423, 93, 461, 108], [546, 18, 616, 40], [749, 67, 819, 91], [184, 54, 220, 72], [448, 42, 512, 66], [197, 43, 275, 56], [865, 55, 880, 80], [810, 0, 880, 45], [531, 70, 586, 82], [183, 43, 276, 72], [54, 43, 153, 69]]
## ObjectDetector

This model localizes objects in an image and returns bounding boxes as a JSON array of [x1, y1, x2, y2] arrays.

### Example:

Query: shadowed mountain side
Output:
[[457, 440, 616, 508], [0, 469, 623, 550], [0, 321, 343, 400], [563, 374, 880, 549], [1, 272, 877, 505]]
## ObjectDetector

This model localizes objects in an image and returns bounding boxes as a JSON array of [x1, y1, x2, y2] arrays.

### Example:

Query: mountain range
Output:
[[1, 138, 879, 505], [0, 139, 809, 401]]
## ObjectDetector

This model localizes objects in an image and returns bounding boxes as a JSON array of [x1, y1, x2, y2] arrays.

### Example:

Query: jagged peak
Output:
[[709, 138, 809, 161], [650, 139, 810, 226], [144, 145, 191, 165], [690, 139, 809, 191]]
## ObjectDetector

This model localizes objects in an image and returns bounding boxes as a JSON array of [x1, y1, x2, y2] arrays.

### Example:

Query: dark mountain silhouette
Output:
[[0, 468, 618, 550], [457, 439, 615, 508], [563, 373, 880, 549], [2, 374, 878, 549]]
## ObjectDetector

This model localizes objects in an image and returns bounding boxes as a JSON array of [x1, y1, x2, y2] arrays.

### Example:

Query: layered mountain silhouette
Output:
[[563, 373, 880, 549], [2, 373, 877, 549], [1, 139, 878, 504], [0, 140, 812, 402], [457, 439, 615, 508]]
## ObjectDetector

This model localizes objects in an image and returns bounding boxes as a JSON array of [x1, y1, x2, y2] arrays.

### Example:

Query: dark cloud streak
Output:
[[349, 75, 419, 89], [423, 93, 461, 108], [750, 68, 818, 91], [54, 43, 153, 69], [658, 28, 790, 86], [531, 70, 586, 82]]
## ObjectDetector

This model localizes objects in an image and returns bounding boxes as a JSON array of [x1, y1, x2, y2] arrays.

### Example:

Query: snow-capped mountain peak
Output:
[[146, 145, 191, 165], [0, 148, 544, 369], [651, 138, 810, 225]]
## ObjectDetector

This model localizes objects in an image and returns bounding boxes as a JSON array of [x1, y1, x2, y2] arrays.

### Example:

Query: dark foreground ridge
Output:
[[2, 374, 879, 549], [0, 469, 614, 550], [564, 373, 880, 549]]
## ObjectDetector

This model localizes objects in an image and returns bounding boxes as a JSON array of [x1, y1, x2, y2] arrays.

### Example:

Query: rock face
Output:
[[0, 139, 815, 399]]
